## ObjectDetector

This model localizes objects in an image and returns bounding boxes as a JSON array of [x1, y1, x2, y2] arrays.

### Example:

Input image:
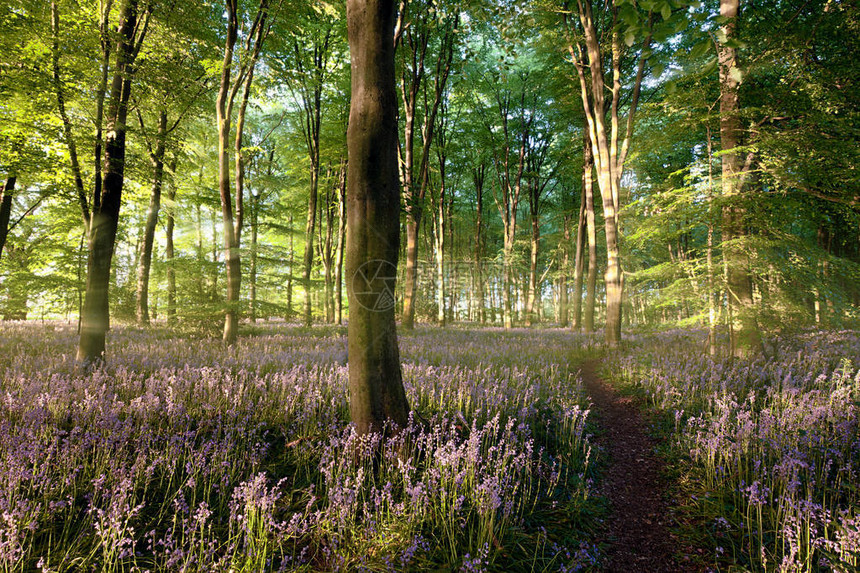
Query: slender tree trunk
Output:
[[0, 176, 14, 263], [584, 137, 598, 332], [165, 158, 177, 325], [51, 1, 90, 229], [559, 211, 572, 327], [77, 0, 143, 364], [401, 221, 420, 328], [216, 0, 268, 344], [526, 179, 540, 326], [136, 110, 167, 326], [303, 169, 318, 326], [249, 192, 258, 322], [719, 0, 761, 357], [473, 166, 485, 324], [571, 184, 586, 330], [346, 0, 409, 435], [335, 171, 346, 325], [287, 212, 294, 318], [399, 16, 457, 330], [705, 127, 717, 355], [216, 1, 239, 341], [434, 181, 445, 326]]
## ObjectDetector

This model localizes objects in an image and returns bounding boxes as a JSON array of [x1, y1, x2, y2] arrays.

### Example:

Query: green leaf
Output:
[[625, 30, 636, 47], [651, 63, 665, 78], [661, 3, 672, 20], [620, 5, 639, 26], [690, 39, 711, 59]]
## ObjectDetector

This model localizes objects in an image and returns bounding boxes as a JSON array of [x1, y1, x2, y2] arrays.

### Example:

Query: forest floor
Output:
[[580, 359, 704, 572]]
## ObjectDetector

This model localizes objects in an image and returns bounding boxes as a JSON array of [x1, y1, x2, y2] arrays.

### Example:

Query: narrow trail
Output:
[[579, 359, 696, 572]]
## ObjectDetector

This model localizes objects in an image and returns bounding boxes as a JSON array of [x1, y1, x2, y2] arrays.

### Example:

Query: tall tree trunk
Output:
[[346, 0, 409, 435], [303, 169, 318, 326], [165, 158, 177, 325], [705, 127, 717, 355], [559, 210, 572, 327], [216, 0, 268, 344], [0, 176, 14, 263], [77, 0, 144, 364], [434, 180, 446, 326], [296, 29, 331, 327], [566, 2, 651, 346], [287, 212, 294, 318], [401, 220, 420, 328], [215, 1, 239, 341], [136, 109, 167, 326], [719, 0, 761, 357], [399, 12, 457, 330], [249, 191, 258, 322], [571, 183, 586, 330], [583, 137, 598, 332], [473, 165, 486, 324], [335, 168, 347, 325], [195, 200, 204, 299]]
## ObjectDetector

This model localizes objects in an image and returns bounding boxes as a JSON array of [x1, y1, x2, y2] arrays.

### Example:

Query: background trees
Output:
[[0, 0, 856, 354]]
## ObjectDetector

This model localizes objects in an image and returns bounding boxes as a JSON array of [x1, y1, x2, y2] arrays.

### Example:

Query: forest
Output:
[[0, 0, 857, 571]]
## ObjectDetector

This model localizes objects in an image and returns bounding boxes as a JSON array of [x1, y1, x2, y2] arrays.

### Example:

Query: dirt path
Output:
[[579, 359, 695, 572]]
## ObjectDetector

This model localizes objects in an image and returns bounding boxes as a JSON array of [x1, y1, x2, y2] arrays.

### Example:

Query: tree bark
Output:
[[135, 110, 167, 326], [77, 0, 144, 364], [0, 177, 14, 263], [295, 29, 331, 327], [473, 165, 486, 324], [165, 158, 177, 325], [287, 212, 294, 318], [335, 167, 347, 324], [249, 191, 259, 322], [718, 0, 761, 357], [216, 1, 239, 341], [583, 136, 598, 332], [216, 0, 268, 344], [399, 11, 457, 330], [571, 182, 586, 330], [566, 2, 651, 346], [346, 0, 410, 436], [559, 209, 572, 327]]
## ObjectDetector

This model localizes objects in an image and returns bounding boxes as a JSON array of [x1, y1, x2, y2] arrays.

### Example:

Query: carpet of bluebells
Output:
[[608, 329, 860, 572], [0, 323, 601, 572]]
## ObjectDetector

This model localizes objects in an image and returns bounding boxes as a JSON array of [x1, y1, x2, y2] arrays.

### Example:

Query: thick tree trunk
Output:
[[165, 158, 177, 325], [77, 0, 141, 364], [346, 0, 409, 435], [719, 0, 761, 357], [0, 176, 14, 263], [136, 110, 167, 326]]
